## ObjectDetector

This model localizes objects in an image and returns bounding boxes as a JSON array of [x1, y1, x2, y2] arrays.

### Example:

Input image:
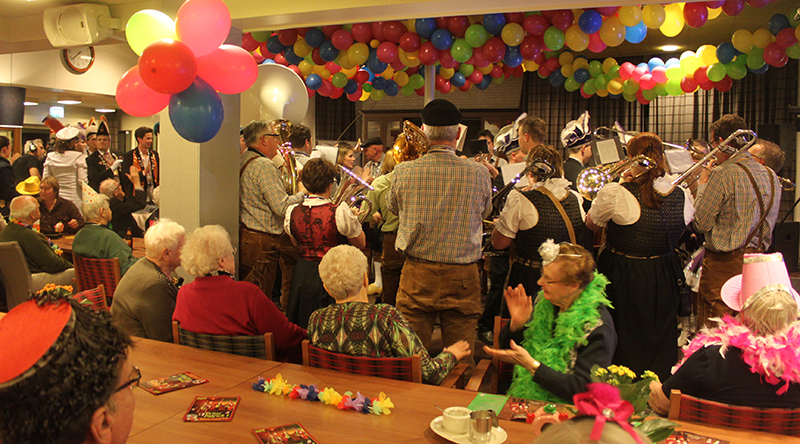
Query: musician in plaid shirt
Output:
[[387, 99, 492, 367]]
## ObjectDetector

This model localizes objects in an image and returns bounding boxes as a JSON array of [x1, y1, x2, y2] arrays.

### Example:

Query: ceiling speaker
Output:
[[43, 3, 115, 47]]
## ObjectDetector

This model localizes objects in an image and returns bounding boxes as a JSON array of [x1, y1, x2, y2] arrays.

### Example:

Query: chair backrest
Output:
[[0, 241, 32, 310], [302, 339, 422, 383], [73, 254, 121, 299], [669, 389, 800, 436], [72, 285, 108, 311], [172, 321, 275, 361], [494, 316, 514, 380]]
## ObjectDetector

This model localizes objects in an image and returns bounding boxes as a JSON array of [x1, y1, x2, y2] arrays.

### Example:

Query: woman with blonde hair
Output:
[[43, 127, 88, 213]]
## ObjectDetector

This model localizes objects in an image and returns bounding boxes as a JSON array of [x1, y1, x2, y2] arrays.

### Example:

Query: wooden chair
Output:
[[0, 241, 32, 311], [302, 340, 469, 388], [669, 389, 800, 436], [172, 321, 275, 361], [466, 316, 513, 393], [72, 285, 108, 311], [72, 255, 121, 303]]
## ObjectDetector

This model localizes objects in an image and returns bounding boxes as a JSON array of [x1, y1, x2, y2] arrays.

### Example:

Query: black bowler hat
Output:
[[362, 137, 383, 148], [420, 99, 462, 126]]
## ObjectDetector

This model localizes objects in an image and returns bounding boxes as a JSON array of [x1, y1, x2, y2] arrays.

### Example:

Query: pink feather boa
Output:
[[673, 315, 800, 395]]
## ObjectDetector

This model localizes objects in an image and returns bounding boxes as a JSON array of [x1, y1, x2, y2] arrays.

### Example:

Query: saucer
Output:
[[430, 416, 508, 444]]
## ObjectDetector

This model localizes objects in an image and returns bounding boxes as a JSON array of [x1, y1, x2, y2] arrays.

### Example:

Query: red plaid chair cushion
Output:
[[72, 285, 108, 311], [172, 322, 275, 361], [302, 340, 422, 383], [670, 390, 800, 436], [73, 255, 121, 303]]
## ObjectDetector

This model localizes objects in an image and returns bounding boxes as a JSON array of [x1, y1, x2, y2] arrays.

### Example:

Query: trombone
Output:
[[576, 154, 658, 201], [671, 129, 757, 190]]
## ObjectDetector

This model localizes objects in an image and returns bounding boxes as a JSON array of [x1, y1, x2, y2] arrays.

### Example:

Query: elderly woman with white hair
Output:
[[173, 225, 307, 362], [100, 176, 146, 239], [649, 253, 800, 414], [72, 193, 139, 276], [308, 245, 470, 385]]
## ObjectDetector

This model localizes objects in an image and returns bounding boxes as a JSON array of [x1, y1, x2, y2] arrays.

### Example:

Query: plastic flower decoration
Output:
[[539, 239, 561, 266], [252, 375, 390, 415]]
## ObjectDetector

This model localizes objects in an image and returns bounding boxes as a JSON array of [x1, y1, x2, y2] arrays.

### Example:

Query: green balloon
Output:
[[451, 39, 474, 63], [544, 50, 559, 58], [623, 79, 640, 94], [543, 27, 565, 51], [371, 90, 385, 101], [565, 76, 581, 92], [492, 76, 505, 84], [623, 92, 637, 102], [331, 72, 348, 88], [607, 65, 621, 79], [304, 53, 315, 64], [401, 85, 415, 96], [665, 78, 684, 96], [588, 61, 604, 78], [458, 64, 475, 76], [787, 45, 800, 60], [733, 53, 747, 66], [655, 83, 669, 97], [251, 31, 271, 42], [538, 70, 549, 79], [465, 24, 490, 48], [594, 74, 609, 90], [706, 63, 727, 82], [126, 9, 177, 55], [726, 62, 747, 80], [746, 48, 765, 69], [583, 81, 598, 95], [642, 88, 657, 101], [408, 74, 425, 90], [362, 83, 373, 92], [343, 24, 353, 31]]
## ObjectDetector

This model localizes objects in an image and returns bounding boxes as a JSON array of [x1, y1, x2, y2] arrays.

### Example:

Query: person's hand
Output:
[[443, 340, 471, 361], [505, 284, 533, 331], [9, 152, 20, 164], [127, 165, 142, 188], [54, 222, 64, 233], [482, 160, 500, 178], [372, 212, 383, 225], [297, 182, 308, 195], [647, 380, 670, 416], [620, 169, 634, 182], [483, 340, 538, 372], [67, 219, 79, 229]]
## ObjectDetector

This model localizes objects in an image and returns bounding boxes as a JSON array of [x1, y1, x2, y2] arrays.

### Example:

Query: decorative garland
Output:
[[251, 374, 395, 415], [12, 220, 63, 256], [508, 272, 612, 403]]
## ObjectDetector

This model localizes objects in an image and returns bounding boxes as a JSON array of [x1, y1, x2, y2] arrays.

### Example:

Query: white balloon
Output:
[[241, 64, 309, 125]]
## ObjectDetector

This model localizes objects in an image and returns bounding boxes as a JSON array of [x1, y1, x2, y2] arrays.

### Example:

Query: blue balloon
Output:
[[578, 10, 603, 34], [477, 75, 492, 90], [749, 64, 769, 75], [648, 57, 665, 71], [305, 73, 322, 90], [665, 57, 680, 67], [266, 35, 285, 54], [574, 68, 591, 83], [319, 41, 339, 62], [503, 45, 522, 67], [261, 59, 276, 64], [483, 14, 506, 36], [625, 22, 647, 44], [366, 51, 387, 74], [344, 79, 358, 94], [371, 77, 387, 90], [549, 70, 566, 87], [768, 13, 791, 36], [636, 62, 649, 70], [153, 122, 160, 134], [450, 72, 466, 87], [609, 93, 622, 99], [384, 80, 399, 96], [415, 18, 438, 40], [716, 42, 736, 64], [283, 46, 303, 65], [168, 77, 224, 144], [431, 29, 454, 50], [305, 28, 325, 47]]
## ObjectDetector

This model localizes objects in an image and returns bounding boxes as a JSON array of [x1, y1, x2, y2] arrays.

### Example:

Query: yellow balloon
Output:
[[731, 30, 754, 54], [596, 88, 609, 97], [299, 60, 314, 76], [338, 51, 356, 70], [293, 38, 312, 57], [370, 39, 381, 49], [360, 90, 370, 101], [501, 23, 525, 46], [559, 51, 575, 66], [753, 28, 774, 49], [406, 19, 416, 33], [603, 58, 618, 73], [398, 49, 421, 67], [523, 60, 540, 71], [561, 64, 575, 78], [348, 43, 370, 65], [572, 10, 583, 24], [126, 9, 176, 55], [696, 45, 719, 66], [642, 4, 666, 29], [679, 52, 701, 74], [599, 16, 626, 47], [618, 5, 643, 27], [573, 57, 589, 70], [320, 68, 332, 79], [341, 66, 358, 78], [478, 64, 494, 75], [394, 71, 409, 86], [565, 26, 589, 52], [439, 67, 455, 79], [707, 7, 722, 20], [380, 66, 395, 80], [607, 79, 624, 95], [660, 3, 685, 38]]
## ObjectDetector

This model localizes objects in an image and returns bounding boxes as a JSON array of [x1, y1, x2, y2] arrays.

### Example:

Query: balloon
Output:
[[504, 45, 523, 67], [578, 10, 602, 34], [242, 64, 309, 123], [484, 14, 507, 36], [680, 52, 701, 74], [370, 89, 385, 101], [618, 6, 643, 27], [696, 45, 719, 65], [347, 23, 370, 44], [379, 21, 405, 43], [393, 71, 409, 86], [625, 22, 647, 44], [543, 27, 566, 51], [642, 4, 666, 29], [278, 30, 298, 47], [648, 57, 665, 72], [565, 26, 590, 51], [731, 29, 754, 53], [549, 70, 566, 87], [468, 70, 484, 84], [175, 0, 231, 58], [704, 0, 726, 8], [639, 73, 656, 90], [596, 6, 620, 17], [708, 7, 723, 19], [619, 62, 636, 80], [376, 42, 398, 63], [293, 38, 312, 57], [561, 64, 575, 78], [607, 65, 621, 79], [631, 66, 647, 82], [397, 32, 421, 54], [398, 49, 421, 67], [168, 76, 223, 143], [564, 77, 581, 92], [716, 42, 736, 64], [787, 45, 800, 60], [725, 62, 747, 79], [116, 66, 170, 116], [366, 52, 387, 74], [483, 37, 507, 63], [776, 28, 798, 48], [520, 35, 544, 60], [721, 0, 745, 16], [665, 78, 683, 96], [372, 77, 387, 90], [415, 18, 438, 40], [438, 48, 458, 68], [305, 28, 325, 47], [622, 78, 639, 94], [694, 66, 710, 83], [653, 83, 668, 96], [267, 35, 286, 55], [574, 68, 591, 83], [573, 57, 588, 70], [763, 42, 788, 67], [599, 16, 625, 47], [603, 58, 618, 73], [706, 63, 727, 81], [642, 88, 657, 101], [680, 76, 698, 93], [329, 72, 347, 88], [768, 14, 791, 35], [746, 48, 765, 69], [683, 3, 709, 28], [385, 80, 400, 96], [523, 14, 550, 36], [464, 24, 490, 48], [607, 79, 623, 95], [558, 51, 575, 66], [305, 73, 322, 90], [251, 31, 271, 43], [666, 63, 684, 80], [551, 10, 574, 32], [126, 10, 177, 56], [330, 29, 353, 51], [195, 44, 257, 94], [502, 23, 525, 46], [753, 28, 775, 49], [660, 4, 685, 37], [714, 76, 733, 92], [431, 29, 454, 50], [139, 39, 197, 94], [588, 32, 607, 53], [346, 43, 368, 65], [451, 39, 473, 63], [594, 74, 609, 90], [408, 73, 425, 89], [319, 41, 339, 62]]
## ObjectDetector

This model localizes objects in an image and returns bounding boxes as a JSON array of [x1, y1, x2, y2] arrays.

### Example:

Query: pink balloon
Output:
[[632, 66, 648, 82], [139, 39, 198, 94], [331, 29, 354, 50], [639, 73, 656, 90], [116, 66, 170, 117], [588, 32, 607, 53], [376, 42, 399, 63], [619, 62, 636, 80], [196, 44, 258, 94], [399, 32, 422, 52], [651, 66, 668, 83], [175, 0, 232, 57]]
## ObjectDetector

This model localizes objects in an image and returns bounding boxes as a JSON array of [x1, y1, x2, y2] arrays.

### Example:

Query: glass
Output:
[[114, 366, 141, 393]]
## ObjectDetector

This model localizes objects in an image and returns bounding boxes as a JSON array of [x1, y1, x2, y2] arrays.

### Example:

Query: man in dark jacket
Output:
[[0, 136, 20, 217], [99, 172, 146, 238], [86, 120, 120, 191]]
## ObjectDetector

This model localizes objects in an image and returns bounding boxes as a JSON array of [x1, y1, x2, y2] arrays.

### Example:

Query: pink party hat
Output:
[[721, 252, 800, 311]]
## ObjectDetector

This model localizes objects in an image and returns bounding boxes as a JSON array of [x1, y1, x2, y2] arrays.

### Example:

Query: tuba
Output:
[[270, 119, 299, 194], [577, 154, 658, 201], [392, 121, 429, 163], [332, 165, 374, 223]]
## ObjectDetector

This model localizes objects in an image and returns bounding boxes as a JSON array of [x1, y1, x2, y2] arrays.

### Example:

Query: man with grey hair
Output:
[[101, 174, 146, 239], [749, 139, 786, 174], [73, 193, 139, 276], [387, 99, 491, 367], [240, 119, 305, 310], [0, 195, 74, 292], [111, 218, 185, 342]]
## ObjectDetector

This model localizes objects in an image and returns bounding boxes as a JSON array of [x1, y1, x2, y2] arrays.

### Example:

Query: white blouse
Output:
[[284, 195, 363, 240], [587, 177, 695, 228], [43, 150, 88, 213], [495, 177, 586, 239]]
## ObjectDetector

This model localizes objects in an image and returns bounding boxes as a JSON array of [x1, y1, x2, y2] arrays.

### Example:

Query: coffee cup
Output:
[[442, 406, 471, 435]]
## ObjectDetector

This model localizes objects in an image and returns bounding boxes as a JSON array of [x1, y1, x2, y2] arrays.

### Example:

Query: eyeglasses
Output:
[[262, 133, 280, 140], [114, 366, 141, 393], [540, 277, 564, 286], [231, 246, 237, 256]]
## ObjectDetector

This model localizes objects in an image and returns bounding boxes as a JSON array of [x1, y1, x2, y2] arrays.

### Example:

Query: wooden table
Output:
[[52, 235, 146, 259], [127, 338, 800, 444]]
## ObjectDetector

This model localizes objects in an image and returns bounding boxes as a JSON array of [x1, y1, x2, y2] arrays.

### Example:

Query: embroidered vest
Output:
[[515, 189, 584, 261], [289, 203, 347, 261]]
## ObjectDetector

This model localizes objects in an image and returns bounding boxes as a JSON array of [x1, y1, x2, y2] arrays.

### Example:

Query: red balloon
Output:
[[490, 65, 503, 78], [595, 6, 620, 16], [258, 42, 276, 59], [435, 17, 449, 29], [311, 48, 325, 65], [745, 0, 769, 7], [382, 21, 407, 43], [468, 70, 484, 84], [513, 65, 524, 77], [483, 37, 507, 63], [520, 35, 544, 60], [505, 12, 525, 24], [544, 56, 561, 72], [371, 22, 385, 42], [390, 59, 405, 71], [138, 39, 197, 94], [439, 49, 458, 69], [116, 66, 170, 117], [252, 51, 266, 64], [399, 32, 422, 52], [680, 76, 698, 93], [321, 25, 341, 39], [319, 79, 334, 96], [683, 3, 709, 28], [376, 42, 399, 63], [637, 96, 651, 106], [651, 66, 668, 83], [523, 15, 550, 36], [347, 90, 360, 102], [440, 80, 452, 94], [588, 32, 607, 53], [776, 28, 798, 48], [278, 29, 298, 46], [354, 70, 370, 83], [619, 62, 636, 80], [288, 64, 301, 76], [703, 0, 726, 8], [242, 34, 259, 52], [406, 66, 419, 75], [698, 81, 715, 91], [541, 11, 554, 21], [296, 27, 311, 37], [331, 29, 354, 50], [308, 88, 316, 98], [503, 63, 515, 74], [196, 44, 258, 94], [416, 86, 427, 95], [551, 10, 574, 32], [763, 43, 788, 67], [351, 23, 373, 43], [326, 61, 341, 74], [632, 66, 647, 82], [330, 87, 344, 99], [538, 66, 552, 77], [448, 16, 471, 38], [419, 41, 440, 65], [693, 67, 709, 83], [533, 50, 547, 65], [721, 0, 745, 16], [639, 73, 656, 89], [435, 74, 446, 88], [273, 54, 288, 65], [471, 47, 490, 67], [714, 76, 733, 92], [458, 82, 471, 92], [581, 88, 593, 99]]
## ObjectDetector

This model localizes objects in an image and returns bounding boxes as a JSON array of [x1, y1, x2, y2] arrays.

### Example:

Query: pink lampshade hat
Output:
[[721, 252, 800, 312]]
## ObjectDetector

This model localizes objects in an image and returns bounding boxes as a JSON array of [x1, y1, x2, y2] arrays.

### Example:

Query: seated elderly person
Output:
[[0, 286, 135, 444], [72, 192, 139, 276], [100, 175, 145, 239], [308, 245, 470, 385], [111, 218, 185, 342], [649, 252, 800, 414], [484, 241, 616, 403], [533, 417, 652, 444], [38, 176, 84, 236], [173, 225, 307, 362], [0, 195, 74, 292]]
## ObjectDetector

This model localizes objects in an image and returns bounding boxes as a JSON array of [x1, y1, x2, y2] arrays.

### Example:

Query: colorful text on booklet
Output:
[[183, 396, 240, 422], [253, 423, 320, 444], [139, 371, 209, 395]]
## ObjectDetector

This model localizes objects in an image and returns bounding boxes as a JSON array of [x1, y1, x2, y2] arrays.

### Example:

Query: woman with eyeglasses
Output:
[[586, 133, 695, 381], [172, 224, 307, 362], [484, 241, 616, 403]]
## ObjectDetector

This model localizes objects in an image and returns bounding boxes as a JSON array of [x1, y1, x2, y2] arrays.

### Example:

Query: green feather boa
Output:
[[507, 272, 612, 403]]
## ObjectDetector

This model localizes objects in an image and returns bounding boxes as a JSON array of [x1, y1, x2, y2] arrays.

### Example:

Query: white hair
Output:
[[99, 179, 119, 198], [9, 196, 38, 221], [181, 225, 232, 277], [318, 245, 368, 300], [742, 287, 799, 335], [533, 417, 653, 444], [151, 186, 160, 206], [423, 124, 459, 142], [82, 194, 110, 221], [144, 218, 185, 259]]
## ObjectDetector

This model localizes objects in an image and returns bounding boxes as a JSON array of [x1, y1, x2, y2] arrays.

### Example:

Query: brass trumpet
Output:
[[577, 154, 658, 201], [778, 176, 796, 192], [332, 165, 374, 223], [271, 119, 299, 194], [392, 121, 429, 163]]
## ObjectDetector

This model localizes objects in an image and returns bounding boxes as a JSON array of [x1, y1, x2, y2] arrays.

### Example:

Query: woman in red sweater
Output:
[[173, 225, 306, 362]]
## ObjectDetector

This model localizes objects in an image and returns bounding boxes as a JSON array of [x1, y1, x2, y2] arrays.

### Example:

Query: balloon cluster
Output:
[[117, 0, 257, 142], [240, 0, 783, 102]]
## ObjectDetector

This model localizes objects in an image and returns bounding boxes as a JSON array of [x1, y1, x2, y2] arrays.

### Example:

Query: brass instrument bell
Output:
[[392, 121, 429, 164]]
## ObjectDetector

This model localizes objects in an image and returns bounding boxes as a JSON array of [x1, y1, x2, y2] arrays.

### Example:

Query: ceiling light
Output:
[[23, 100, 38, 106], [57, 98, 81, 105], [95, 108, 116, 113], [659, 45, 681, 52]]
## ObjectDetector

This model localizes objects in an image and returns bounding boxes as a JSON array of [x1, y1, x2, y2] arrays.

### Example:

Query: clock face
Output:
[[63, 46, 95, 74]]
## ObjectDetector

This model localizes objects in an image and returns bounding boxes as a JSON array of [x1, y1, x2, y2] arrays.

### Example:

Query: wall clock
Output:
[[62, 46, 95, 74]]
